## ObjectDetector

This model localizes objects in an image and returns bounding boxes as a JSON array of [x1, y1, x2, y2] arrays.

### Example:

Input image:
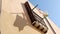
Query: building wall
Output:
[[1, 0, 60, 34], [0, 0, 2, 14]]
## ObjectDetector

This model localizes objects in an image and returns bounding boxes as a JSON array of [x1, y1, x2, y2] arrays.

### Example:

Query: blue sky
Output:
[[29, 0, 60, 28]]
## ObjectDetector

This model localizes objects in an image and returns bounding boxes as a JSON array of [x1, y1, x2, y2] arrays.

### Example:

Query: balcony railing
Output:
[[24, 1, 48, 33]]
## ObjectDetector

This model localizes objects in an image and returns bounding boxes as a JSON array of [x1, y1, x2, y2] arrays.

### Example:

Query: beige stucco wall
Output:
[[1, 0, 60, 34]]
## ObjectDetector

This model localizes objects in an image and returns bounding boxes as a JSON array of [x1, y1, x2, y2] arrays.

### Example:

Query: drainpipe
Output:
[[44, 16, 56, 34]]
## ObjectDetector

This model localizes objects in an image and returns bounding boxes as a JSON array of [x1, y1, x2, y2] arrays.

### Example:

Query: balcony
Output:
[[24, 1, 48, 33]]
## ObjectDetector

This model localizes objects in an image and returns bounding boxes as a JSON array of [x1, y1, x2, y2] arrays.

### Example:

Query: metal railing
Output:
[[32, 11, 47, 27], [24, 1, 48, 33]]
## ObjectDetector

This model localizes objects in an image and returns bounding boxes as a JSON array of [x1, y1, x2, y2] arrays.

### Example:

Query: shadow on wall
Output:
[[13, 3, 45, 34], [13, 14, 27, 31]]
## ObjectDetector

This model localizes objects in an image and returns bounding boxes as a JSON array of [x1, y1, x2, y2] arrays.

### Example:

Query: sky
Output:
[[29, 0, 60, 28]]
